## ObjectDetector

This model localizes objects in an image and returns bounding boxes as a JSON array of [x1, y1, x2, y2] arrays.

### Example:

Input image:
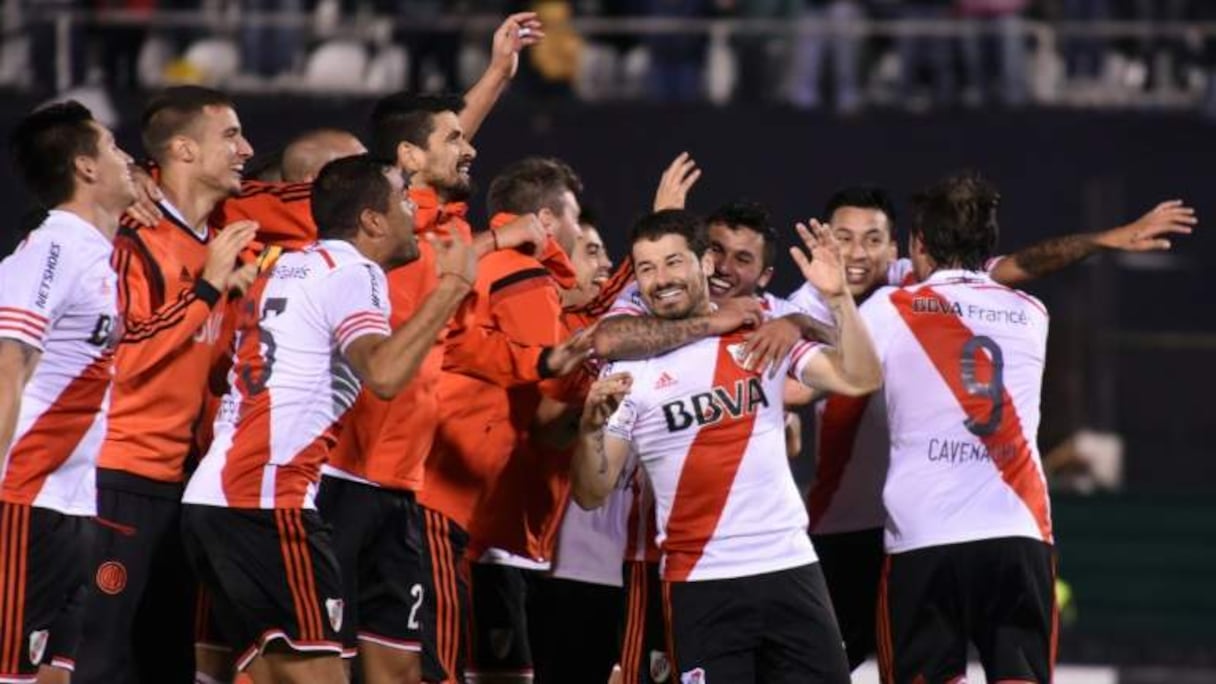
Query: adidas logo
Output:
[[179, 266, 194, 283], [654, 372, 677, 390]]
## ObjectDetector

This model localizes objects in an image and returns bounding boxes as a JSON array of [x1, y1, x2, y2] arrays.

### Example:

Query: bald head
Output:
[[281, 129, 367, 183]]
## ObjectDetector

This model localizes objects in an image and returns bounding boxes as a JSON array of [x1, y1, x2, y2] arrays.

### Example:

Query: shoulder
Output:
[[481, 251, 553, 296]]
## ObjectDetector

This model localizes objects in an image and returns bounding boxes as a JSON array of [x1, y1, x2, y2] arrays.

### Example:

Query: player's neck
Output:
[[410, 179, 454, 205], [158, 170, 226, 232], [56, 198, 120, 241]]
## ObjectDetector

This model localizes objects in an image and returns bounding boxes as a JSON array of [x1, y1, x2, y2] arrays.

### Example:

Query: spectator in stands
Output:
[[518, 0, 584, 98], [644, 0, 711, 101], [1061, 0, 1112, 82], [957, 0, 1031, 106], [386, 0, 463, 91], [786, 0, 865, 112], [242, 0, 303, 78], [90, 0, 154, 90], [715, 0, 799, 103], [893, 0, 959, 108]]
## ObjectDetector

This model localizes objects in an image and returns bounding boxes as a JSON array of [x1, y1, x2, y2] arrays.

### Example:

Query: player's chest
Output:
[[51, 260, 120, 350]]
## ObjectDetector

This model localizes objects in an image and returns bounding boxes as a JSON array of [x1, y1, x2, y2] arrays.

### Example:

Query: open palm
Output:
[[789, 219, 846, 298]]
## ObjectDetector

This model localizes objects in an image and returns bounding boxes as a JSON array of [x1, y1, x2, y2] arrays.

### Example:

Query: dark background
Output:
[[2, 96, 1214, 662]]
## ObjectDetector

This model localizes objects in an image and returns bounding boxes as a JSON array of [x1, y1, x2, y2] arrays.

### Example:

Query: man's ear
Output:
[[397, 141, 423, 174], [700, 251, 715, 275], [358, 207, 387, 240], [74, 155, 98, 184], [170, 136, 196, 164], [757, 266, 774, 290], [536, 207, 556, 234]]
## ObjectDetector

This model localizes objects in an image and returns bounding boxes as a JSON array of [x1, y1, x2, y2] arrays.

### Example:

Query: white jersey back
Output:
[[859, 269, 1052, 553], [604, 331, 822, 582], [184, 240, 391, 510], [0, 211, 117, 515]]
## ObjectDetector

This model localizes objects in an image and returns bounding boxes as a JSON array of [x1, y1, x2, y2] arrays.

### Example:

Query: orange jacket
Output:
[[417, 213, 576, 530], [99, 213, 225, 483]]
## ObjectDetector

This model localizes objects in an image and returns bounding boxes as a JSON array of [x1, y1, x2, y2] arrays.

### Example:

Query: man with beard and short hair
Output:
[[792, 184, 1196, 672], [571, 209, 881, 683], [181, 155, 477, 684], [1, 100, 138, 684]]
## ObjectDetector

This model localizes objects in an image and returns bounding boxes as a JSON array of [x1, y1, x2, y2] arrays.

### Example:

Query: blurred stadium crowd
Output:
[[5, 0, 1216, 114]]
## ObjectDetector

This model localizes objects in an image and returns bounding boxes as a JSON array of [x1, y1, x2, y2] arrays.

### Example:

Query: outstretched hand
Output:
[[490, 12, 545, 79], [789, 219, 846, 299], [1096, 199, 1196, 252], [653, 152, 702, 212]]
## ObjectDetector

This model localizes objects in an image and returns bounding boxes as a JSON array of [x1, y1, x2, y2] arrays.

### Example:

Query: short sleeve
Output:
[[604, 282, 649, 318], [887, 259, 916, 286], [319, 262, 392, 354], [0, 236, 71, 350], [787, 340, 826, 381], [786, 283, 834, 327]]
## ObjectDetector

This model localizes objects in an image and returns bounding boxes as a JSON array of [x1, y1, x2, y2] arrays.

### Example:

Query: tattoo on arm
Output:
[[597, 316, 712, 360], [1011, 234, 1099, 278], [595, 430, 608, 475]]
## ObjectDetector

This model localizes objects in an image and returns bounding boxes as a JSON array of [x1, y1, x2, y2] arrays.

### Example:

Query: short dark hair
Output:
[[824, 185, 897, 234], [311, 154, 394, 239], [487, 157, 583, 217], [705, 200, 779, 269], [368, 92, 466, 162], [629, 209, 709, 258], [10, 100, 100, 208], [141, 85, 234, 163], [911, 172, 1000, 271]]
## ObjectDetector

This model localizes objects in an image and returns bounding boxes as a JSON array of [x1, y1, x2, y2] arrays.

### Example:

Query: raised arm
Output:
[[570, 372, 635, 510], [790, 221, 882, 396], [990, 199, 1196, 285], [460, 13, 544, 140], [0, 340, 40, 456], [345, 235, 475, 399]]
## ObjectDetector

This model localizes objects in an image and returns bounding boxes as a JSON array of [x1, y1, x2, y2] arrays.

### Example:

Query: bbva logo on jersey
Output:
[[661, 378, 769, 432]]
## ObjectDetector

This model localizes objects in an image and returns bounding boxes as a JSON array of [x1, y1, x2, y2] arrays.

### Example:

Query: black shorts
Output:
[[877, 536, 1057, 684], [664, 563, 849, 684], [420, 506, 470, 683], [621, 561, 671, 684], [811, 526, 885, 670], [528, 574, 624, 684], [180, 504, 344, 672], [469, 562, 533, 678], [0, 502, 92, 679], [76, 470, 194, 684], [316, 475, 425, 654]]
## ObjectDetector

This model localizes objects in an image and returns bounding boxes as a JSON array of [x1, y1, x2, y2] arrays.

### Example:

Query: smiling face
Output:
[[632, 232, 714, 320], [706, 222, 773, 301], [569, 224, 613, 305], [192, 104, 253, 195], [414, 111, 475, 202], [829, 205, 897, 299]]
